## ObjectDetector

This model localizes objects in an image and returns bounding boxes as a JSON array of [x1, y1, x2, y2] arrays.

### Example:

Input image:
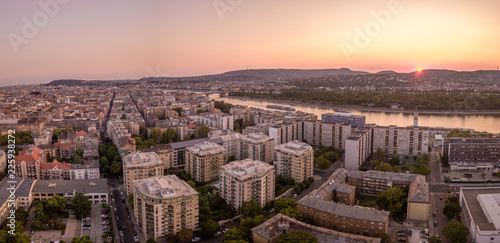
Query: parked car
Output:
[[439, 196, 443, 200], [132, 231, 137, 236], [102, 226, 109, 230], [133, 236, 140, 242], [408, 230, 412, 236], [102, 221, 109, 225], [101, 214, 108, 218], [223, 228, 228, 233], [119, 231, 124, 237], [215, 231, 222, 236], [130, 222, 134, 227], [191, 237, 201, 242], [434, 220, 438, 226], [433, 211, 436, 217]]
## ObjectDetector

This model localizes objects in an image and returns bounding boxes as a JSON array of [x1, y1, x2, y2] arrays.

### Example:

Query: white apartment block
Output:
[[34, 129, 52, 146], [219, 159, 275, 210], [373, 125, 429, 156], [460, 187, 500, 243], [269, 121, 303, 147], [345, 125, 374, 170], [274, 140, 314, 183], [186, 141, 227, 183], [70, 160, 100, 180], [303, 120, 352, 149], [123, 151, 165, 195], [189, 113, 234, 130], [238, 132, 274, 164], [134, 175, 199, 240], [209, 130, 242, 158]]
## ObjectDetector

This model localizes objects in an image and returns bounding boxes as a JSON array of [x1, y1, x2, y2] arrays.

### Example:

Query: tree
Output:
[[371, 160, 394, 172], [196, 109, 204, 114], [197, 125, 211, 138], [72, 193, 92, 219], [146, 239, 156, 243], [150, 128, 161, 142], [239, 215, 266, 236], [238, 199, 265, 218], [176, 228, 193, 242], [442, 219, 469, 243], [441, 153, 449, 167], [429, 235, 442, 243], [315, 156, 330, 169], [129, 193, 134, 208], [110, 161, 122, 175], [173, 107, 183, 116], [481, 172, 486, 184], [280, 207, 304, 221], [274, 199, 297, 212], [417, 164, 431, 176], [442, 202, 461, 220], [374, 147, 386, 161], [120, 114, 127, 120], [222, 228, 244, 242], [76, 148, 84, 157], [200, 219, 219, 239], [187, 180, 196, 189], [46, 195, 67, 214], [276, 230, 318, 243], [322, 151, 339, 162], [376, 187, 406, 217], [162, 127, 176, 144], [228, 155, 237, 162], [70, 154, 84, 164]]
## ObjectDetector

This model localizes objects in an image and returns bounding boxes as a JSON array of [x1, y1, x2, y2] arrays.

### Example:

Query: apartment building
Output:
[[186, 141, 227, 183], [373, 125, 429, 156], [152, 144, 174, 169], [0, 177, 35, 225], [123, 151, 165, 195], [346, 170, 425, 196], [134, 175, 199, 240], [443, 138, 500, 171], [345, 125, 375, 170], [274, 140, 314, 183], [251, 213, 382, 243], [297, 196, 390, 235], [303, 120, 351, 149], [34, 129, 52, 146], [219, 159, 275, 210], [269, 121, 303, 147], [40, 160, 71, 180], [70, 160, 100, 180], [54, 142, 77, 159], [238, 132, 274, 163], [311, 168, 355, 205], [15, 145, 46, 180], [322, 111, 366, 128], [189, 113, 234, 130]]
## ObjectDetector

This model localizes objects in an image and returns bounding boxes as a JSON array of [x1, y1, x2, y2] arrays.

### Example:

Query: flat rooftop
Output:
[[348, 170, 422, 183], [123, 151, 163, 168], [221, 159, 274, 180], [242, 132, 272, 143], [32, 179, 108, 195], [461, 187, 500, 231], [275, 140, 311, 155], [186, 141, 226, 156], [134, 175, 197, 199]]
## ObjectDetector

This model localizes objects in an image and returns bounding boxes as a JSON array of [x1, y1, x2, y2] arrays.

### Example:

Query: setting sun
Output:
[[416, 67, 424, 72]]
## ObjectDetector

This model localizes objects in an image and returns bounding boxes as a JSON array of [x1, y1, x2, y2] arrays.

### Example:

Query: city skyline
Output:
[[2, 0, 500, 85]]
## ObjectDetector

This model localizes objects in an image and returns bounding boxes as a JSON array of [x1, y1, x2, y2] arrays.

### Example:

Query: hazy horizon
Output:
[[2, 0, 499, 85]]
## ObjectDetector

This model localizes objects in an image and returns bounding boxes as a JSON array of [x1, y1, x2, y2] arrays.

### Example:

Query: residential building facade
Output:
[[220, 159, 275, 210], [274, 140, 314, 183], [123, 151, 164, 195], [186, 141, 227, 183]]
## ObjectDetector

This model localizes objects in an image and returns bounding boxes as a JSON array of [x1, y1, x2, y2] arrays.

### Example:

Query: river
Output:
[[210, 95, 500, 134]]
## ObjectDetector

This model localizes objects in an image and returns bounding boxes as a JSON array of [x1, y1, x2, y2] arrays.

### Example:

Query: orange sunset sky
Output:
[[1, 0, 499, 85]]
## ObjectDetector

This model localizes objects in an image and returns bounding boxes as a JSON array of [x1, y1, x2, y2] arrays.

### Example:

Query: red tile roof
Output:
[[40, 160, 70, 171]]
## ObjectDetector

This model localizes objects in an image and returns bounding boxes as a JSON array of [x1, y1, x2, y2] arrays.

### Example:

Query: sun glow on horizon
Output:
[[416, 67, 424, 72]]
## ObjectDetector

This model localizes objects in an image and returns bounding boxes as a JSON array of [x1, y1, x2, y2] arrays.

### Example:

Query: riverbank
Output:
[[226, 96, 500, 115]]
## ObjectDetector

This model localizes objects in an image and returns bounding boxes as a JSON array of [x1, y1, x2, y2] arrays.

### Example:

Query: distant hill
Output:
[[46, 79, 134, 86], [138, 68, 370, 82], [45, 68, 500, 86]]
